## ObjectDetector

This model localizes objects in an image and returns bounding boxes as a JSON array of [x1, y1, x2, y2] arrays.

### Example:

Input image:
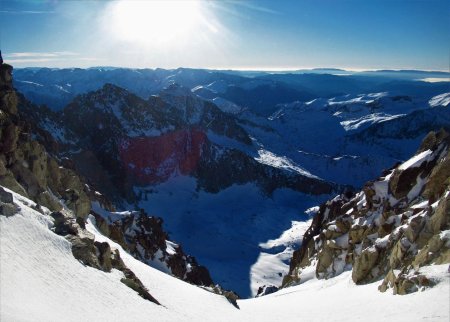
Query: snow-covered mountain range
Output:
[[10, 65, 450, 297], [1, 60, 449, 318]]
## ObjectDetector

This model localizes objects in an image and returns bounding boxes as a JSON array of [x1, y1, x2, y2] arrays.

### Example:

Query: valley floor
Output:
[[1, 186, 449, 322]]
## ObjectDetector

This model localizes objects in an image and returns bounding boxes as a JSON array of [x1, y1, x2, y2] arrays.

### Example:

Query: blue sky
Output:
[[1, 0, 449, 70]]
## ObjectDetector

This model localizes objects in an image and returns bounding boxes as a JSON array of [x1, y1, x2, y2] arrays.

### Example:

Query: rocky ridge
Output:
[[282, 129, 450, 295], [91, 204, 213, 286], [19, 82, 340, 203]]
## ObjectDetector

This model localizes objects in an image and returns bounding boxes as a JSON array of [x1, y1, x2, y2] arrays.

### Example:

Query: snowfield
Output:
[[1, 185, 449, 322]]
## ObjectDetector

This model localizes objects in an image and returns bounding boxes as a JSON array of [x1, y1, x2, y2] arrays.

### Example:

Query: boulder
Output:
[[0, 173, 28, 197], [352, 247, 379, 283], [0, 186, 13, 203], [51, 211, 79, 236], [256, 285, 279, 297], [66, 231, 101, 269], [0, 202, 18, 217], [120, 268, 160, 305], [36, 191, 62, 212], [94, 241, 113, 272]]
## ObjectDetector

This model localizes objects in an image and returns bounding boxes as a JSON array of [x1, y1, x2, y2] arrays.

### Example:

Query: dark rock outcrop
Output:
[[92, 209, 213, 287], [50, 210, 160, 305], [255, 285, 279, 297]]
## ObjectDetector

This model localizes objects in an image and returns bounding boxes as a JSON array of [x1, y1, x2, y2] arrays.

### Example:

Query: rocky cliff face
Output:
[[0, 64, 90, 219], [1, 64, 217, 296], [91, 206, 213, 286], [283, 129, 449, 295]]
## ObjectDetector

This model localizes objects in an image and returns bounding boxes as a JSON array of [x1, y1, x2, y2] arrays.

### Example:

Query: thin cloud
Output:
[[7, 52, 79, 58], [6, 58, 61, 63], [6, 57, 99, 64], [0, 10, 55, 14], [233, 2, 280, 15]]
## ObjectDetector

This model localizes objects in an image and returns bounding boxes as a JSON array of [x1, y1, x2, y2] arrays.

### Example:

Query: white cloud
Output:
[[0, 10, 54, 14], [6, 52, 79, 58]]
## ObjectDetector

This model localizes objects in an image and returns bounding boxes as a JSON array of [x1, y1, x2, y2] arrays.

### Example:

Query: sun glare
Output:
[[109, 0, 206, 46]]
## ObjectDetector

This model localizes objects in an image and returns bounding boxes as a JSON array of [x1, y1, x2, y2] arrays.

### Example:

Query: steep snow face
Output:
[[2, 185, 448, 321], [0, 186, 242, 322]]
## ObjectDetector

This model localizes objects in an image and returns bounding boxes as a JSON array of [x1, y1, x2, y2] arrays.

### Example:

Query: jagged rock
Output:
[[427, 194, 449, 234], [284, 130, 450, 294], [394, 272, 434, 295], [185, 258, 213, 286], [389, 167, 421, 200], [91, 209, 214, 287], [378, 269, 396, 293], [66, 231, 101, 269], [110, 248, 127, 271], [0, 186, 13, 203], [120, 268, 160, 305], [379, 269, 432, 294], [11, 163, 43, 198], [0, 64, 13, 89], [0, 202, 18, 217], [210, 285, 240, 308], [36, 191, 62, 212], [59, 168, 91, 219], [223, 290, 240, 309], [61, 188, 90, 220], [94, 241, 113, 272], [316, 244, 335, 277], [412, 232, 450, 268], [51, 211, 79, 236], [352, 247, 379, 283], [0, 172, 28, 197], [0, 123, 19, 154], [256, 285, 279, 297], [0, 158, 7, 176], [404, 214, 426, 243], [50, 211, 160, 304]]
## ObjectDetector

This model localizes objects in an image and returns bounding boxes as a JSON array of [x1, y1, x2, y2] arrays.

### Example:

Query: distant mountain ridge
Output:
[[13, 67, 449, 111]]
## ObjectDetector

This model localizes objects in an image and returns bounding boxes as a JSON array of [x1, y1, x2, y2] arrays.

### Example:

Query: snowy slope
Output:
[[239, 265, 449, 322], [0, 186, 243, 322], [1, 185, 448, 322]]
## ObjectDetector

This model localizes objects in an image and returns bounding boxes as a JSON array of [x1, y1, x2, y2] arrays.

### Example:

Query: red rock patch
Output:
[[119, 129, 206, 184]]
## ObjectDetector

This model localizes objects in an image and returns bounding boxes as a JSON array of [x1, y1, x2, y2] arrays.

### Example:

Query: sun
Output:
[[108, 0, 205, 46]]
